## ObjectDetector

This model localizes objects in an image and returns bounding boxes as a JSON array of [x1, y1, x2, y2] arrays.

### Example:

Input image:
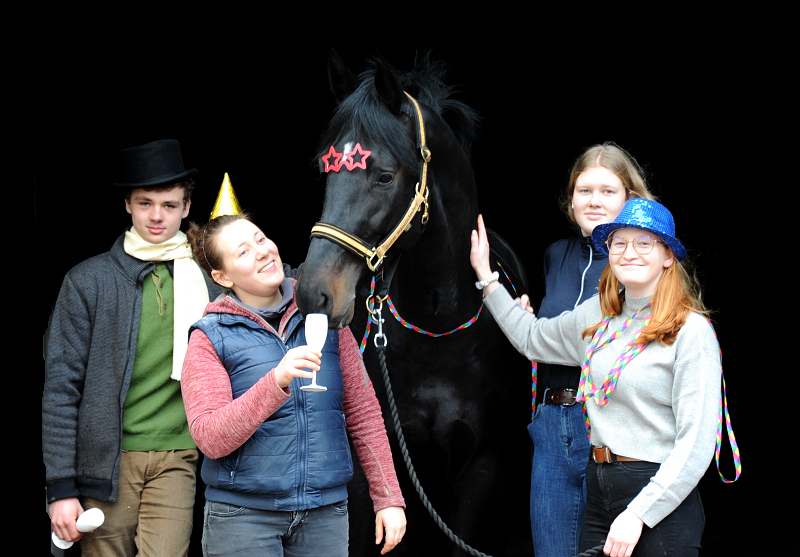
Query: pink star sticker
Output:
[[322, 146, 343, 173], [343, 143, 371, 171]]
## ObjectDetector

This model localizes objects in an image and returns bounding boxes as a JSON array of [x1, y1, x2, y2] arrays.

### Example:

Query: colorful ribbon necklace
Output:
[[577, 303, 652, 406], [575, 304, 742, 483]]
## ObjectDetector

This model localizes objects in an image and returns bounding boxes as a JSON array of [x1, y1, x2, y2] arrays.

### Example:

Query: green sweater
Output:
[[122, 264, 196, 451]]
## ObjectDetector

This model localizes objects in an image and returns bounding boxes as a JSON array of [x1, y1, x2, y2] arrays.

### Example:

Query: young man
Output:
[[43, 139, 220, 556]]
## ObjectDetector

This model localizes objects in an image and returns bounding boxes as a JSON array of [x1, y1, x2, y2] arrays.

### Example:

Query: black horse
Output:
[[296, 51, 533, 556]]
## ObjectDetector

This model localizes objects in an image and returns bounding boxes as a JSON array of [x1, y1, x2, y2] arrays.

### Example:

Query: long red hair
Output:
[[582, 253, 708, 346]]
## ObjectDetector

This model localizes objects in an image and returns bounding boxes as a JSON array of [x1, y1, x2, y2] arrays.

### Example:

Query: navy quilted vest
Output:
[[192, 306, 353, 511]]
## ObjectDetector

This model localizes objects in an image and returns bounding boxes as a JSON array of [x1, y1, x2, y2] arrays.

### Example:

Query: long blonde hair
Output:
[[583, 252, 708, 346], [562, 142, 655, 226]]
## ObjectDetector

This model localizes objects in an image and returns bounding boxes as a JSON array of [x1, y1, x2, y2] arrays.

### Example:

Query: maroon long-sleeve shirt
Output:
[[181, 294, 405, 513]]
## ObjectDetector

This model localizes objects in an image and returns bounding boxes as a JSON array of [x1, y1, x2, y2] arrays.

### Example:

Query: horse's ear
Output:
[[327, 49, 358, 104], [373, 58, 405, 116]]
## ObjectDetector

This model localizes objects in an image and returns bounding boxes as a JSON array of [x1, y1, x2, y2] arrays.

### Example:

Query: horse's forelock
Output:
[[400, 53, 481, 157], [316, 80, 417, 170], [315, 53, 480, 166]]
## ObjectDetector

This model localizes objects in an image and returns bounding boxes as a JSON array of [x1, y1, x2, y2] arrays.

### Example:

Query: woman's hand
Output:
[[516, 294, 534, 313], [375, 506, 407, 554], [273, 347, 319, 389], [470, 215, 501, 294], [603, 508, 644, 556], [469, 214, 492, 280]]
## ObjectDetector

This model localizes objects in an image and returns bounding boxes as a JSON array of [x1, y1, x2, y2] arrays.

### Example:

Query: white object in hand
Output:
[[51, 508, 105, 549], [300, 313, 328, 392]]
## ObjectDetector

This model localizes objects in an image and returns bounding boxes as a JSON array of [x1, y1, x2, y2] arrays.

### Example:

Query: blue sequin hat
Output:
[[592, 198, 687, 261]]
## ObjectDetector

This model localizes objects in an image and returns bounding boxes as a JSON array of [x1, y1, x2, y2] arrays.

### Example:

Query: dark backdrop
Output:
[[37, 45, 777, 555]]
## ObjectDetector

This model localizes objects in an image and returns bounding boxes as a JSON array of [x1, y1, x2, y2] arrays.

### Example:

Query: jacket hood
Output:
[[203, 279, 299, 334]]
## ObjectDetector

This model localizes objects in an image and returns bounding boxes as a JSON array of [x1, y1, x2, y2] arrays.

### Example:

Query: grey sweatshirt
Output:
[[484, 287, 720, 527]]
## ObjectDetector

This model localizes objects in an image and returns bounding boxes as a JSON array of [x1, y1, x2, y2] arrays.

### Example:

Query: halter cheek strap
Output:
[[310, 92, 430, 272]]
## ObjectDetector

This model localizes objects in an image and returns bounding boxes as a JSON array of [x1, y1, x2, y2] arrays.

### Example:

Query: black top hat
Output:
[[113, 139, 198, 188]]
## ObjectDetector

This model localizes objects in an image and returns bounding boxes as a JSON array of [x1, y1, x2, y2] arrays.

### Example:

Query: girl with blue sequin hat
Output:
[[592, 198, 687, 261], [471, 192, 740, 556]]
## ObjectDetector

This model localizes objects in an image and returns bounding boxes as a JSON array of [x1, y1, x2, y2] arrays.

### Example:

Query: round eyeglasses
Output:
[[606, 235, 663, 255]]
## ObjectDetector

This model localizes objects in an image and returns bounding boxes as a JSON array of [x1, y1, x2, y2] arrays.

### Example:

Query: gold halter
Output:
[[310, 92, 430, 272]]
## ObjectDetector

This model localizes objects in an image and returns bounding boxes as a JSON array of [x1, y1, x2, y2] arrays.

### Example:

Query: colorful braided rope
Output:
[[577, 304, 652, 407], [359, 274, 379, 354], [386, 295, 484, 336], [359, 272, 485, 354], [706, 317, 741, 483], [576, 307, 741, 483], [530, 361, 538, 421], [360, 261, 514, 343], [495, 263, 539, 421], [577, 305, 651, 440]]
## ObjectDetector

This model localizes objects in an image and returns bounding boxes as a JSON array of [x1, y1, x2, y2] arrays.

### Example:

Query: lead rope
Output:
[[360, 271, 484, 353], [371, 302, 493, 557], [360, 263, 539, 420], [494, 262, 538, 421]]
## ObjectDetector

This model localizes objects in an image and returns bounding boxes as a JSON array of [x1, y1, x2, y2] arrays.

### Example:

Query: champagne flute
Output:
[[300, 313, 328, 392]]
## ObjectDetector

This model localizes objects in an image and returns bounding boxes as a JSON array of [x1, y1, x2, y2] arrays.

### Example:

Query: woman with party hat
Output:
[[180, 176, 406, 556], [470, 199, 721, 556]]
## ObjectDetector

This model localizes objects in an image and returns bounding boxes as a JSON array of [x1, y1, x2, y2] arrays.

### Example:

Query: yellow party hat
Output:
[[209, 172, 243, 219]]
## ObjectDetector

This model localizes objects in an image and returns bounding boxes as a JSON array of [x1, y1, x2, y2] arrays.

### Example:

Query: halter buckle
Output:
[[416, 182, 430, 225], [420, 145, 431, 163], [366, 250, 385, 272]]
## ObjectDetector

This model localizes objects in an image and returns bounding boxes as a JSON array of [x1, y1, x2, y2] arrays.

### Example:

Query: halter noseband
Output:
[[310, 91, 431, 272]]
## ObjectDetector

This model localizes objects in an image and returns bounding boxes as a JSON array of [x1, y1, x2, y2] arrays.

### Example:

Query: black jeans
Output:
[[579, 460, 705, 556]]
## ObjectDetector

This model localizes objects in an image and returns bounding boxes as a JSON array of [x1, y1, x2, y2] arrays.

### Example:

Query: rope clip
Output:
[[367, 295, 388, 348]]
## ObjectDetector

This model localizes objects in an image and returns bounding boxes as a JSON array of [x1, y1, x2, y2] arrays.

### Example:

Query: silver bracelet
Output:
[[475, 271, 499, 290]]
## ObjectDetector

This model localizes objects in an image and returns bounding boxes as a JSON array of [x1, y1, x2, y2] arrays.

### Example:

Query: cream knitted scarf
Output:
[[124, 228, 209, 380]]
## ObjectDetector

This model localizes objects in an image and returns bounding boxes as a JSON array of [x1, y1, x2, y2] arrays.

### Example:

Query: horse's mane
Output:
[[316, 53, 481, 170]]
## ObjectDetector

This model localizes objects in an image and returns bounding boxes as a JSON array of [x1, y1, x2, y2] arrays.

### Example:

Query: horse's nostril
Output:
[[297, 281, 333, 317], [318, 290, 332, 316]]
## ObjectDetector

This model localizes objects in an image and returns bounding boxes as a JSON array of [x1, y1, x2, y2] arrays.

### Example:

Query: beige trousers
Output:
[[80, 449, 198, 557]]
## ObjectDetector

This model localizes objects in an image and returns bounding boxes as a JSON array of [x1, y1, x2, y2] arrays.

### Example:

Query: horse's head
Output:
[[297, 51, 479, 328]]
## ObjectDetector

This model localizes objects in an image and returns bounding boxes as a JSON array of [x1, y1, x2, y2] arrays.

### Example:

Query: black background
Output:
[[37, 43, 780, 554]]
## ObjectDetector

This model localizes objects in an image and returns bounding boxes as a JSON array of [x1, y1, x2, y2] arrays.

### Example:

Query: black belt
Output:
[[544, 389, 578, 406]]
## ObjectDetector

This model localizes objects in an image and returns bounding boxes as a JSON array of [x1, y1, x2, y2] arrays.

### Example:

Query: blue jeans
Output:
[[528, 396, 590, 557], [579, 461, 705, 556], [202, 499, 349, 557]]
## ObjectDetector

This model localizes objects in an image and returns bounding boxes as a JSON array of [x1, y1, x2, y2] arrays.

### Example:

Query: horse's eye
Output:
[[378, 173, 394, 186]]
